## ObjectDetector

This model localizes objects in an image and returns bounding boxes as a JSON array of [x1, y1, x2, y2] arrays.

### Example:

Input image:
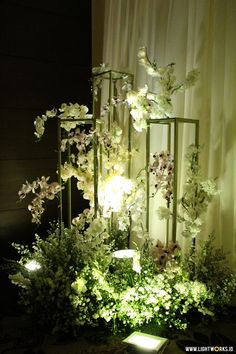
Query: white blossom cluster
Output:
[[18, 176, 62, 224], [157, 145, 219, 238], [34, 103, 92, 140], [126, 47, 199, 132]]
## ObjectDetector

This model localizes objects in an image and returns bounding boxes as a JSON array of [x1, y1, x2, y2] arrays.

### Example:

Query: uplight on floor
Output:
[[123, 331, 168, 352]]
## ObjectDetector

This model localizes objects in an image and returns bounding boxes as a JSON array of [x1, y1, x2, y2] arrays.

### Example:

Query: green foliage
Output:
[[69, 256, 215, 333], [178, 145, 219, 238], [9, 228, 236, 336], [182, 234, 236, 310], [9, 218, 112, 335]]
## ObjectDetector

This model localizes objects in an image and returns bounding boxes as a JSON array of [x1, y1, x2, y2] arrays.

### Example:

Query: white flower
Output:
[[34, 116, 45, 139], [18, 177, 63, 224], [190, 281, 207, 303], [137, 46, 148, 60], [45, 108, 57, 117], [157, 206, 172, 220], [86, 218, 106, 235], [132, 251, 141, 273], [175, 282, 189, 295], [126, 90, 138, 105], [137, 47, 159, 77], [127, 47, 199, 131], [59, 103, 91, 131], [9, 272, 31, 288], [34, 109, 56, 139], [92, 63, 110, 74], [72, 277, 87, 294], [61, 162, 77, 181], [200, 179, 218, 196], [138, 85, 149, 96]]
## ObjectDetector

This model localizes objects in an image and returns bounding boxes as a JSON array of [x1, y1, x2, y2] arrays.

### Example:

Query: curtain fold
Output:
[[99, 0, 236, 267]]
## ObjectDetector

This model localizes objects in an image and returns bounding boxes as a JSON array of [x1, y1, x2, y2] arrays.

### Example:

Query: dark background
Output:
[[0, 0, 91, 311]]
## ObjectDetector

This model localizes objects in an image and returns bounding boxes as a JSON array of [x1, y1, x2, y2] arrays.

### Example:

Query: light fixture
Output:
[[113, 249, 141, 273], [123, 331, 168, 353], [98, 175, 133, 216], [112, 249, 137, 259], [25, 260, 41, 271]]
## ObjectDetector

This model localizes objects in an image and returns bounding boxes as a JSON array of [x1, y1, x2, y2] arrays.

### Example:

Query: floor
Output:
[[1, 305, 236, 354]]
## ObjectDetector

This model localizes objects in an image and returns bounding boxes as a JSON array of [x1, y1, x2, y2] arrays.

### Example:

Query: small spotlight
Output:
[[25, 260, 41, 271], [112, 249, 137, 259], [123, 331, 168, 352]]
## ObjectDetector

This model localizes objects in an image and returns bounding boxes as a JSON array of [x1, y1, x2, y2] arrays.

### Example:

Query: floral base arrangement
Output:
[[9, 230, 236, 336], [7, 47, 236, 337]]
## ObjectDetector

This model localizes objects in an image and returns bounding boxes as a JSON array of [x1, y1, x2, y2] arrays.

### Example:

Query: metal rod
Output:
[[172, 119, 179, 242], [128, 75, 134, 179], [57, 118, 63, 227], [193, 120, 200, 249], [108, 71, 113, 131], [92, 77, 99, 217], [127, 76, 134, 246], [150, 117, 199, 124], [67, 141, 72, 228], [195, 120, 200, 148], [93, 69, 133, 79], [146, 122, 150, 232], [166, 122, 172, 246]]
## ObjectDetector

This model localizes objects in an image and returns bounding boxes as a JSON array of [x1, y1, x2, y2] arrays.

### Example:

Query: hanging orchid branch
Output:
[[20, 107, 146, 237], [126, 46, 199, 131], [18, 177, 63, 224], [34, 103, 92, 140], [149, 151, 174, 203], [157, 145, 219, 238], [178, 145, 218, 238]]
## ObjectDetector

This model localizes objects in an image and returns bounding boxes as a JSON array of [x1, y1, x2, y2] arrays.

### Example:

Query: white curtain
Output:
[[93, 0, 236, 267]]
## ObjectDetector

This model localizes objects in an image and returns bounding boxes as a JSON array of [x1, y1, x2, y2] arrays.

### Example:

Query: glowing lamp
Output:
[[25, 260, 41, 271], [112, 249, 137, 259], [113, 249, 141, 273], [99, 175, 133, 216], [123, 331, 168, 353]]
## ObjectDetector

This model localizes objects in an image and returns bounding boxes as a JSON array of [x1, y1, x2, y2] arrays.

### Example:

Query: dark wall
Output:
[[0, 0, 91, 262]]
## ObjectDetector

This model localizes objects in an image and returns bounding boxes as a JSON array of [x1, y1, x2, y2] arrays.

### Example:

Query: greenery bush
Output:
[[8, 221, 236, 336]]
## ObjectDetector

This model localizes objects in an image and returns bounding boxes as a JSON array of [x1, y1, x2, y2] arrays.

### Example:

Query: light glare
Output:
[[113, 249, 137, 259], [123, 332, 168, 352], [128, 334, 161, 349], [25, 260, 41, 271], [99, 175, 133, 216]]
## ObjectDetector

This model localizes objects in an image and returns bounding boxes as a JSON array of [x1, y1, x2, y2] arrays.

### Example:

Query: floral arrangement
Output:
[[9, 226, 236, 335], [126, 47, 199, 131], [34, 102, 92, 140], [8, 47, 236, 337], [149, 151, 174, 203], [183, 233, 236, 309], [20, 107, 146, 243], [9, 218, 111, 335], [150, 239, 181, 268], [157, 145, 218, 238], [18, 176, 62, 224]]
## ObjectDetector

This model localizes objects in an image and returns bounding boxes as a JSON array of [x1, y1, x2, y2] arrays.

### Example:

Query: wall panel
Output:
[[0, 0, 91, 264]]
